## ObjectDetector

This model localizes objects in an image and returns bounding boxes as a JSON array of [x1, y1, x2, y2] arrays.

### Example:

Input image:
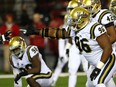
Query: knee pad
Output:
[[95, 84, 106, 87]]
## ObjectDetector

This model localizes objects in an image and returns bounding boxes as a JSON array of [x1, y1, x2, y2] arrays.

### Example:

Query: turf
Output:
[[0, 76, 115, 87]]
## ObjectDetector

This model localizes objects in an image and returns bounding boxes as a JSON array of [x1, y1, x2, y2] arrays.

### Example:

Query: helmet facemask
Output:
[[9, 36, 27, 58], [10, 45, 25, 58], [69, 8, 90, 31]]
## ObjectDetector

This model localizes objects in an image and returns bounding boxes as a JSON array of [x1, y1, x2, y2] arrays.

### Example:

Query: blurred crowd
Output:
[[0, 0, 69, 73]]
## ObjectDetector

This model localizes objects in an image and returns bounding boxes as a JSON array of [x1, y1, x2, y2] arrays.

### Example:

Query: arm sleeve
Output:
[[94, 25, 107, 39], [12, 67, 22, 87], [29, 46, 39, 58], [101, 12, 114, 26]]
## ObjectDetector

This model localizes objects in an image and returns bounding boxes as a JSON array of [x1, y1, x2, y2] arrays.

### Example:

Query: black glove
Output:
[[66, 49, 69, 57], [14, 69, 28, 84], [90, 67, 101, 81], [0, 30, 12, 44], [20, 25, 40, 36], [4, 30, 12, 41]]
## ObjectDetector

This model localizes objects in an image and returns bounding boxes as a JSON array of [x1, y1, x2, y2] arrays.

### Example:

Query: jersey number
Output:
[[31, 47, 38, 53], [75, 36, 91, 53], [98, 27, 105, 33], [107, 15, 114, 22]]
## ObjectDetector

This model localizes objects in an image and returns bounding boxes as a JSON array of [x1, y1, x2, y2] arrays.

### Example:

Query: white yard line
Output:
[[0, 72, 86, 78]]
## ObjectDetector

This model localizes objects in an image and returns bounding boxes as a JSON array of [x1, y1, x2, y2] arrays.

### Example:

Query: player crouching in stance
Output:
[[9, 36, 52, 87]]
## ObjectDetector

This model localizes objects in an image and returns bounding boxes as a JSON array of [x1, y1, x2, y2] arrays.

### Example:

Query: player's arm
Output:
[[27, 54, 41, 74], [106, 24, 116, 44], [90, 25, 112, 81], [96, 33, 112, 67], [20, 26, 71, 39]]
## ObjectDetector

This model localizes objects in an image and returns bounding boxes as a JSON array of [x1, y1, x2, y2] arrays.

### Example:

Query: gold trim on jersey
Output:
[[98, 10, 111, 24], [90, 23, 100, 39], [98, 54, 115, 84], [27, 46, 32, 62], [32, 72, 52, 80]]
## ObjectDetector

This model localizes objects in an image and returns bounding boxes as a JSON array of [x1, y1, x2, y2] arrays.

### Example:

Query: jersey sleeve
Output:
[[90, 24, 107, 40], [29, 46, 39, 58], [100, 11, 114, 26]]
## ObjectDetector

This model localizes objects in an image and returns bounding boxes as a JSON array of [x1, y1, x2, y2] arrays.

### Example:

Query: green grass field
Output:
[[0, 76, 116, 87]]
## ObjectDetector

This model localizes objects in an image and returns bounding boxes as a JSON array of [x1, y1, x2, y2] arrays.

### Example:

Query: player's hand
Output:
[[20, 25, 40, 36], [14, 69, 28, 84], [14, 74, 22, 84], [90, 67, 101, 81], [19, 68, 28, 76], [66, 49, 69, 57], [3, 30, 12, 41]]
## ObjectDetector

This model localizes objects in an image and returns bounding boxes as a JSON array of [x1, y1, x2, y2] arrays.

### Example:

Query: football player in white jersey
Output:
[[82, 0, 116, 87], [21, 7, 116, 87], [65, 1, 89, 87], [69, 7, 116, 87], [51, 1, 78, 86], [82, 0, 116, 44], [52, 1, 88, 87], [9, 36, 52, 87]]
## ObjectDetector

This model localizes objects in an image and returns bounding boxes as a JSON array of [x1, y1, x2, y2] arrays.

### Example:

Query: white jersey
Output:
[[10, 45, 51, 74], [93, 9, 116, 53], [73, 21, 107, 66], [93, 9, 114, 26]]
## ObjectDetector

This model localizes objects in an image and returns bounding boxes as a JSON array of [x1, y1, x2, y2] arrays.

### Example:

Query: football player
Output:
[[9, 36, 52, 87], [68, 7, 116, 87], [51, 1, 88, 87], [21, 7, 116, 87], [82, 0, 116, 87], [0, 30, 11, 44], [65, 1, 89, 87]]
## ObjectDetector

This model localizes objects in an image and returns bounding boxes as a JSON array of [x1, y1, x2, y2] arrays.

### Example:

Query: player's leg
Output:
[[106, 78, 116, 87], [86, 65, 94, 87], [95, 84, 106, 87], [68, 45, 81, 87], [26, 77, 41, 87], [35, 76, 52, 87], [29, 72, 52, 87], [81, 55, 88, 73], [51, 39, 68, 86], [51, 56, 68, 86]]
